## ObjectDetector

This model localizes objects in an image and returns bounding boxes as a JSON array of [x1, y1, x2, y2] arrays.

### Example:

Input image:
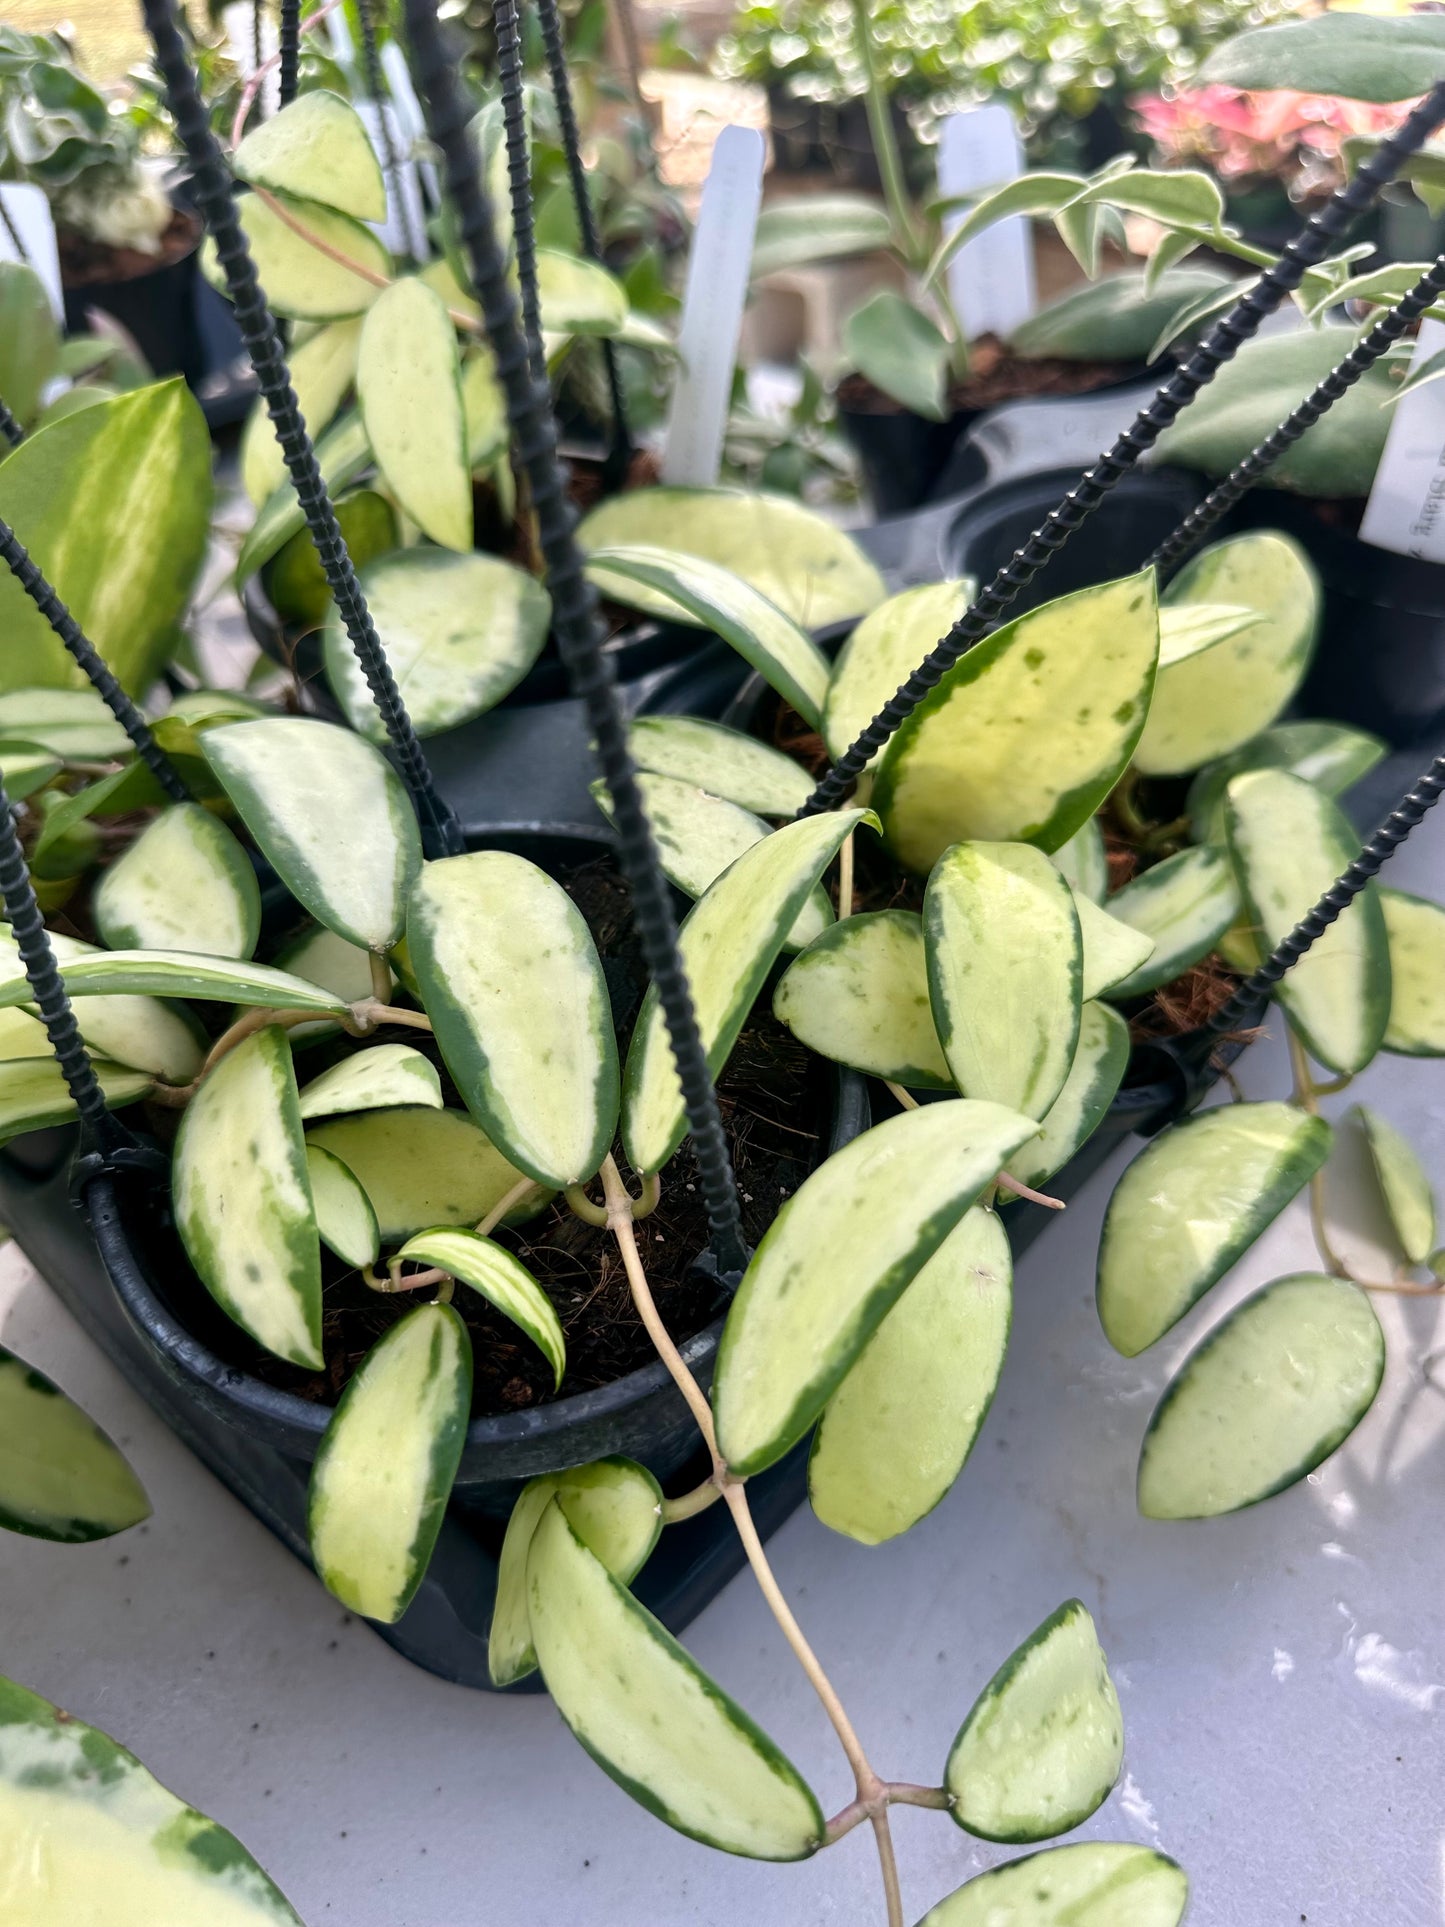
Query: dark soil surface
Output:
[[59, 204, 200, 288]]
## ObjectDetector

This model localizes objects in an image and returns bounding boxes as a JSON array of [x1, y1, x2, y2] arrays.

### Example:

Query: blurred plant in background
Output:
[[1133, 82, 1411, 203]]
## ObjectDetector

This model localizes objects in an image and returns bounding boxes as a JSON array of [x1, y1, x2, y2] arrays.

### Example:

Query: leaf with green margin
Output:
[[0, 1054, 152, 1148], [1049, 817, 1107, 903], [823, 579, 972, 765], [1187, 719, 1386, 846], [407, 851, 618, 1189], [946, 1600, 1122, 1843], [1200, 12, 1445, 101], [0, 1348, 148, 1542], [0, 947, 352, 1018], [1105, 847, 1240, 999], [713, 1099, 1036, 1476], [926, 171, 1085, 286], [204, 192, 391, 320], [0, 688, 131, 761], [204, 718, 422, 953], [536, 248, 628, 335], [623, 810, 873, 1174], [240, 318, 361, 505], [271, 922, 380, 1044], [1353, 1103, 1437, 1265], [308, 1302, 471, 1621], [174, 1026, 323, 1368], [236, 406, 371, 584], [625, 715, 812, 817], [874, 571, 1159, 874], [460, 347, 507, 466], [917, 1843, 1187, 1927], [396, 1228, 565, 1387], [306, 1106, 543, 1242], [0, 927, 205, 1082], [29, 765, 137, 867], [1226, 768, 1390, 1075], [305, 1142, 380, 1267], [1009, 266, 1230, 361], [808, 1206, 1010, 1545], [925, 842, 1082, 1121], [1074, 891, 1156, 1001], [1077, 165, 1225, 227], [1138, 1273, 1384, 1519], [751, 194, 893, 277], [773, 909, 951, 1089], [585, 545, 830, 729], [0, 261, 59, 426], [233, 91, 386, 221], [93, 804, 261, 960], [1380, 889, 1445, 1056], [1097, 1100, 1333, 1356], [841, 290, 949, 419], [0, 382, 211, 695], [1158, 601, 1264, 668], [1004, 1002, 1129, 1193], [357, 276, 471, 552], [298, 1044, 442, 1120], [526, 1500, 824, 1858]]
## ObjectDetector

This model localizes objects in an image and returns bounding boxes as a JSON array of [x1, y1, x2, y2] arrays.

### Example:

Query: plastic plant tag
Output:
[[0, 184, 62, 317], [937, 106, 1035, 341], [1359, 317, 1445, 559], [356, 100, 427, 260]]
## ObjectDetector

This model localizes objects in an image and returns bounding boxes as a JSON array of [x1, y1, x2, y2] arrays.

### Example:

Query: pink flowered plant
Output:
[[1133, 83, 1413, 196]]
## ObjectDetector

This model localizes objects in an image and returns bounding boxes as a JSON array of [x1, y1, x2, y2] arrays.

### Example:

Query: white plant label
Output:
[[937, 104, 1034, 342], [0, 184, 62, 318], [380, 42, 440, 211], [661, 124, 766, 487], [357, 100, 427, 262], [1359, 317, 1445, 561], [222, 1, 278, 118]]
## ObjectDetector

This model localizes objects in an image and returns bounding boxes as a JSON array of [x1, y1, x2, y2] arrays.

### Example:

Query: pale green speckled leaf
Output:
[[1004, 1001, 1129, 1193], [1073, 890, 1156, 1001], [773, 909, 951, 1088], [625, 715, 812, 818], [1353, 1103, 1436, 1265], [1104, 846, 1240, 998], [93, 804, 261, 960], [357, 276, 471, 552], [305, 1143, 380, 1269], [305, 1106, 543, 1243], [822, 579, 972, 764], [240, 319, 361, 505], [1380, 889, 1445, 1056], [0, 1348, 149, 1543], [917, 1843, 1187, 1927], [396, 1228, 565, 1387], [298, 1044, 442, 1120], [233, 92, 386, 222], [203, 193, 390, 321]]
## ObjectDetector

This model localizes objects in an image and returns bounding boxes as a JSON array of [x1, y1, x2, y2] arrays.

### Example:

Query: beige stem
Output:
[[476, 1176, 544, 1239], [838, 832, 856, 920], [659, 1479, 724, 1524], [201, 1006, 325, 1080], [348, 999, 435, 1035], [369, 951, 392, 1004], [993, 1171, 1065, 1211], [870, 1809, 905, 1927], [229, 0, 344, 148]]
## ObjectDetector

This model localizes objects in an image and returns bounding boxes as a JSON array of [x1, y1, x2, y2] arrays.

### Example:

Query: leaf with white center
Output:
[[1104, 847, 1240, 998], [272, 922, 380, 1043], [240, 318, 361, 504], [808, 1206, 1010, 1544], [1157, 600, 1263, 667], [1187, 720, 1387, 847], [306, 1106, 542, 1242], [917, 1843, 1188, 1927], [1139, 1273, 1384, 1519], [536, 248, 628, 335], [1073, 891, 1156, 1002], [1225, 768, 1390, 1075], [204, 193, 390, 321], [489, 1457, 661, 1687], [1353, 1104, 1436, 1265], [773, 909, 951, 1088], [1049, 817, 1107, 903], [587, 546, 830, 730], [298, 1044, 442, 1120], [1380, 889, 1445, 1056], [325, 548, 549, 742], [0, 744, 61, 798], [823, 579, 972, 765], [0, 949, 351, 1017], [590, 773, 829, 951], [0, 688, 130, 761], [407, 853, 617, 1189], [93, 804, 260, 960], [357, 277, 471, 552], [713, 1099, 1036, 1476], [204, 719, 422, 953], [576, 487, 884, 629], [236, 406, 371, 584], [526, 1500, 823, 1858], [0, 1348, 149, 1542], [625, 715, 811, 817], [0, 928, 203, 1082], [0, 1009, 53, 1062], [0, 1674, 304, 1925], [925, 842, 1082, 1121], [396, 1228, 565, 1387], [1097, 1100, 1333, 1357], [1004, 1002, 1129, 1194], [174, 1026, 322, 1368], [305, 1143, 379, 1268], [874, 573, 1159, 874], [234, 92, 385, 221], [461, 347, 507, 466], [308, 1302, 471, 1621], [0, 1056, 152, 1146], [1134, 533, 1319, 776], [946, 1600, 1123, 1843], [623, 811, 872, 1174]]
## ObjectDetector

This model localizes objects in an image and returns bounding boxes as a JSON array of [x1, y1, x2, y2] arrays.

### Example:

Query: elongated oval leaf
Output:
[[875, 573, 1159, 874], [1226, 768, 1390, 1075], [236, 406, 371, 584], [946, 1600, 1122, 1843], [93, 804, 260, 960], [751, 193, 893, 278], [204, 718, 422, 953], [241, 318, 361, 505], [174, 1026, 322, 1367], [1353, 1104, 1436, 1265], [0, 1348, 149, 1542], [0, 744, 61, 799], [1187, 720, 1387, 848], [357, 276, 471, 551], [207, 192, 391, 320], [0, 928, 204, 1082], [1005, 1001, 1129, 1193], [298, 1043, 442, 1120], [1200, 12, 1445, 101], [396, 1228, 565, 1386], [305, 1142, 380, 1267], [774, 908, 951, 1088], [918, 1843, 1188, 1927], [823, 579, 972, 765], [1105, 847, 1239, 998], [0, 1055, 151, 1145], [1139, 1273, 1384, 1519], [306, 1106, 542, 1242], [1158, 600, 1263, 667], [626, 715, 811, 817], [714, 1099, 1036, 1477], [623, 811, 871, 1174], [0, 948, 350, 1015], [537, 248, 628, 335], [233, 91, 386, 221], [927, 171, 1085, 285], [309, 1302, 471, 1620], [842, 290, 949, 419], [808, 1206, 1009, 1544], [1074, 891, 1156, 1002], [1097, 1100, 1332, 1357], [926, 842, 1082, 1120], [1050, 817, 1108, 903], [1011, 265, 1230, 359], [0, 261, 59, 428], [527, 1499, 823, 1858], [1381, 888, 1445, 1055], [0, 688, 131, 760]]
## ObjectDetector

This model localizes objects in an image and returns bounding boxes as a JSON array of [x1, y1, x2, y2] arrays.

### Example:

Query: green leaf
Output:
[[1104, 847, 1239, 998], [1145, 227, 1203, 294], [0, 927, 204, 1083], [1003, 1001, 1129, 1193], [233, 91, 386, 221], [396, 1228, 565, 1386], [774, 909, 951, 1088], [0, 382, 211, 696], [0, 947, 350, 1019], [305, 1142, 380, 1267], [174, 1026, 323, 1368], [536, 248, 628, 336], [273, 922, 379, 1033], [1380, 888, 1445, 1056], [0, 1674, 304, 1924], [926, 171, 1085, 288], [1097, 1100, 1333, 1357], [1053, 198, 1106, 278], [357, 276, 472, 552], [713, 1098, 1036, 1477], [1147, 277, 1247, 365], [93, 804, 261, 960], [1344, 139, 1445, 223], [1139, 1273, 1384, 1519], [1200, 13, 1445, 101], [0, 688, 130, 761], [1078, 166, 1225, 229], [0, 743, 62, 799], [1158, 601, 1264, 668], [625, 715, 812, 818], [823, 580, 972, 766], [306, 1106, 542, 1243], [309, 1302, 471, 1620], [1135, 533, 1320, 777], [1049, 818, 1107, 903], [235, 405, 370, 584], [946, 1600, 1122, 1843], [1186, 720, 1387, 846], [622, 810, 872, 1174], [204, 719, 422, 954], [407, 852, 618, 1189], [1353, 1104, 1436, 1266], [925, 842, 1082, 1121], [297, 1044, 442, 1120], [751, 194, 893, 279], [576, 487, 885, 630], [1074, 891, 1156, 1001], [585, 545, 831, 729], [324, 548, 549, 742], [1226, 769, 1390, 1075], [1010, 266, 1231, 362], [841, 290, 949, 420], [874, 572, 1159, 874], [0, 260, 60, 426], [207, 192, 391, 320], [526, 1499, 823, 1858], [918, 1843, 1188, 1927], [240, 318, 361, 505], [808, 1205, 1009, 1545], [0, 1346, 148, 1542]]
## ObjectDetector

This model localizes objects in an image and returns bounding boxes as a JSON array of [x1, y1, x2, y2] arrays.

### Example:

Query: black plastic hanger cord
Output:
[[1148, 250, 1445, 579], [403, 0, 748, 1276], [798, 81, 1445, 818], [141, 0, 464, 860], [278, 0, 299, 108], [0, 519, 192, 804], [492, 0, 548, 387], [0, 395, 23, 449]]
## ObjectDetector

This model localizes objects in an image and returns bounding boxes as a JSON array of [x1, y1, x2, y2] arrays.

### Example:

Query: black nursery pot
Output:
[[836, 396, 986, 521], [62, 206, 208, 388]]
